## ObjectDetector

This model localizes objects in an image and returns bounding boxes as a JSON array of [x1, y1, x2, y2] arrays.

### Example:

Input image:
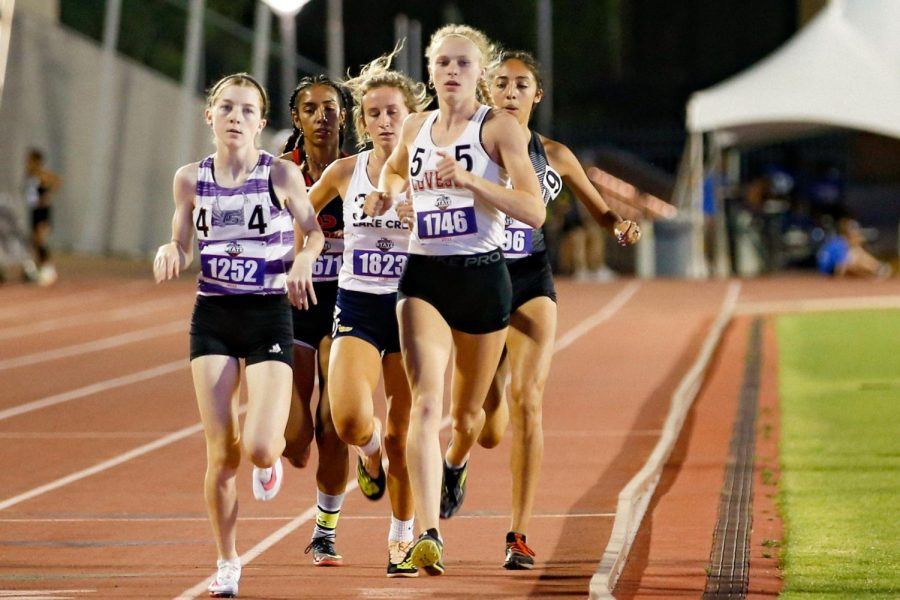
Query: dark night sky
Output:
[[61, 0, 800, 172]]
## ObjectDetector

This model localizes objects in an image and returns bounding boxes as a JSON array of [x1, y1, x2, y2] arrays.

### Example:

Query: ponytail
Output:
[[282, 126, 302, 155], [476, 77, 494, 107]]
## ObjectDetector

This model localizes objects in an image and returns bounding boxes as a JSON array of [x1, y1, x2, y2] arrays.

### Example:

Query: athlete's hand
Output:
[[153, 241, 182, 283], [364, 191, 393, 217], [396, 188, 415, 229], [614, 219, 641, 246], [286, 253, 317, 310], [435, 150, 473, 188]]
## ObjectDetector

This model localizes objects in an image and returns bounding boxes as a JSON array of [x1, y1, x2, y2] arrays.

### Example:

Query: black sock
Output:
[[506, 531, 525, 544]]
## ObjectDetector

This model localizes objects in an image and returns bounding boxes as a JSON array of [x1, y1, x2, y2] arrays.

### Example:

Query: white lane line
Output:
[[589, 281, 742, 599], [0, 432, 186, 439], [0, 297, 188, 341], [0, 360, 186, 422], [0, 420, 207, 511], [0, 322, 185, 371], [0, 512, 615, 525], [737, 293, 900, 315], [554, 281, 641, 353], [0, 281, 149, 320], [0, 592, 95, 598], [175, 281, 641, 599]]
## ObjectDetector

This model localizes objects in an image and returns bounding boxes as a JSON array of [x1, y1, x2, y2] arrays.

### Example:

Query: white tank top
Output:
[[339, 151, 409, 294], [407, 105, 506, 256]]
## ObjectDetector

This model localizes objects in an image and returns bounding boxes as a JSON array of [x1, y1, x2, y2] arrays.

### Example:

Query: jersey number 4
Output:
[[195, 205, 268, 238]]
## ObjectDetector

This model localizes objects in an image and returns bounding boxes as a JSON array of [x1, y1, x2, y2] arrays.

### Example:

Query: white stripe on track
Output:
[[0, 321, 185, 371], [0, 420, 208, 511], [737, 293, 900, 315], [0, 281, 149, 320], [0, 360, 186, 422], [554, 281, 640, 353], [0, 297, 188, 340], [175, 281, 641, 599], [0, 512, 615, 525]]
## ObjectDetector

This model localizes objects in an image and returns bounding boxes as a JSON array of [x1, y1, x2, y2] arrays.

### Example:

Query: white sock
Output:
[[355, 425, 381, 458], [388, 516, 415, 543], [312, 490, 345, 540]]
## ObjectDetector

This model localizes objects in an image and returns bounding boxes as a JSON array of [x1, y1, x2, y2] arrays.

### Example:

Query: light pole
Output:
[[261, 0, 313, 118]]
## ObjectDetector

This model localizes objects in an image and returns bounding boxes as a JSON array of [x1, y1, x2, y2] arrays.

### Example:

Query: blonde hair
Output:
[[206, 72, 269, 118], [344, 42, 431, 148], [425, 24, 498, 106]]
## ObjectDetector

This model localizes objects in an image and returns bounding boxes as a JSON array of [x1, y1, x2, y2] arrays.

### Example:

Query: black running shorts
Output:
[[292, 279, 338, 350], [332, 288, 400, 355], [507, 251, 557, 313], [398, 248, 511, 334], [190, 293, 293, 367]]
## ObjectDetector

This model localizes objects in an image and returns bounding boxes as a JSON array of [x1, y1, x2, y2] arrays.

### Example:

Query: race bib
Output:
[[313, 238, 344, 279], [352, 250, 407, 279], [200, 240, 266, 291], [503, 227, 533, 257], [417, 206, 477, 239]]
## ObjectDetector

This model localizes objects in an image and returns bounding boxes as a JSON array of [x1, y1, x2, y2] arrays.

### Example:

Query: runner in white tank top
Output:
[[306, 51, 430, 577], [363, 25, 545, 575], [339, 150, 409, 294], [406, 104, 505, 255], [476, 51, 641, 571]]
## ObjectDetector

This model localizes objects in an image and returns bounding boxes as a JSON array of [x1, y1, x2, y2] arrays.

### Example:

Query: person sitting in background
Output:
[[816, 217, 890, 278]]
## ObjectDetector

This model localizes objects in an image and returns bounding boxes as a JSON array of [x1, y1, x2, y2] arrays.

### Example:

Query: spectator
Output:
[[816, 217, 890, 278]]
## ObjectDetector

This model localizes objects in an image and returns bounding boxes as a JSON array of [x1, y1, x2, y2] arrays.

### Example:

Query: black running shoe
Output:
[[439, 461, 468, 519], [408, 529, 444, 576], [356, 455, 386, 501], [387, 540, 418, 578], [503, 532, 535, 570], [304, 536, 343, 566]]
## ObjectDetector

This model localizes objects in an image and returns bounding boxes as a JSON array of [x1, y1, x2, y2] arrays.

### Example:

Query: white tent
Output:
[[675, 0, 900, 277], [688, 0, 900, 146]]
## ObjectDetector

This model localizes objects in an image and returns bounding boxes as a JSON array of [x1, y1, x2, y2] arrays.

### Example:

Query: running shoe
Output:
[[409, 529, 444, 576], [439, 461, 468, 519], [304, 536, 343, 566], [251, 457, 283, 501], [207, 558, 241, 598], [356, 456, 386, 501], [503, 532, 535, 570], [386, 539, 418, 578]]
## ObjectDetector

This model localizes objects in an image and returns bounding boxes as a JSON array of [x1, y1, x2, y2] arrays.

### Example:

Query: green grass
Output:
[[776, 310, 900, 599]]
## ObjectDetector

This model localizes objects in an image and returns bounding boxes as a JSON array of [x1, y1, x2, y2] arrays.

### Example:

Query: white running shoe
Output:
[[252, 457, 283, 501], [37, 264, 57, 286], [207, 558, 240, 598]]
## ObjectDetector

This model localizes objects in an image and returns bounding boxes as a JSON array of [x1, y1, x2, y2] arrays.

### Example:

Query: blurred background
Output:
[[2, 0, 899, 280]]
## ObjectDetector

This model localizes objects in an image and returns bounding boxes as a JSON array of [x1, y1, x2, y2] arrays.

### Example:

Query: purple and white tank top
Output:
[[193, 151, 295, 296]]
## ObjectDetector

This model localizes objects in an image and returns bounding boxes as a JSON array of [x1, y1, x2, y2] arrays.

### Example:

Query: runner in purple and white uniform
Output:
[[152, 73, 322, 598]]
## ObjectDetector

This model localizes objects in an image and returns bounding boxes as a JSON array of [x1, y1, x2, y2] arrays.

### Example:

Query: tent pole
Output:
[[687, 131, 707, 278]]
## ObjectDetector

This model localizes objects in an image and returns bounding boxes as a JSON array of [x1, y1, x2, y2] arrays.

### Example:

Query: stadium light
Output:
[[261, 0, 311, 17]]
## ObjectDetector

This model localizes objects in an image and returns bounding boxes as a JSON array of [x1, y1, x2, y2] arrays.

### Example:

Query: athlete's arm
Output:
[[40, 169, 62, 207], [545, 137, 641, 246], [307, 156, 354, 214], [272, 159, 323, 309], [438, 109, 544, 228], [366, 113, 420, 217], [154, 163, 197, 282]]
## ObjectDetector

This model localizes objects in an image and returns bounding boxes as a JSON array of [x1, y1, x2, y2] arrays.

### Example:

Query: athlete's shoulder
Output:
[[538, 134, 578, 173], [174, 161, 200, 184]]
